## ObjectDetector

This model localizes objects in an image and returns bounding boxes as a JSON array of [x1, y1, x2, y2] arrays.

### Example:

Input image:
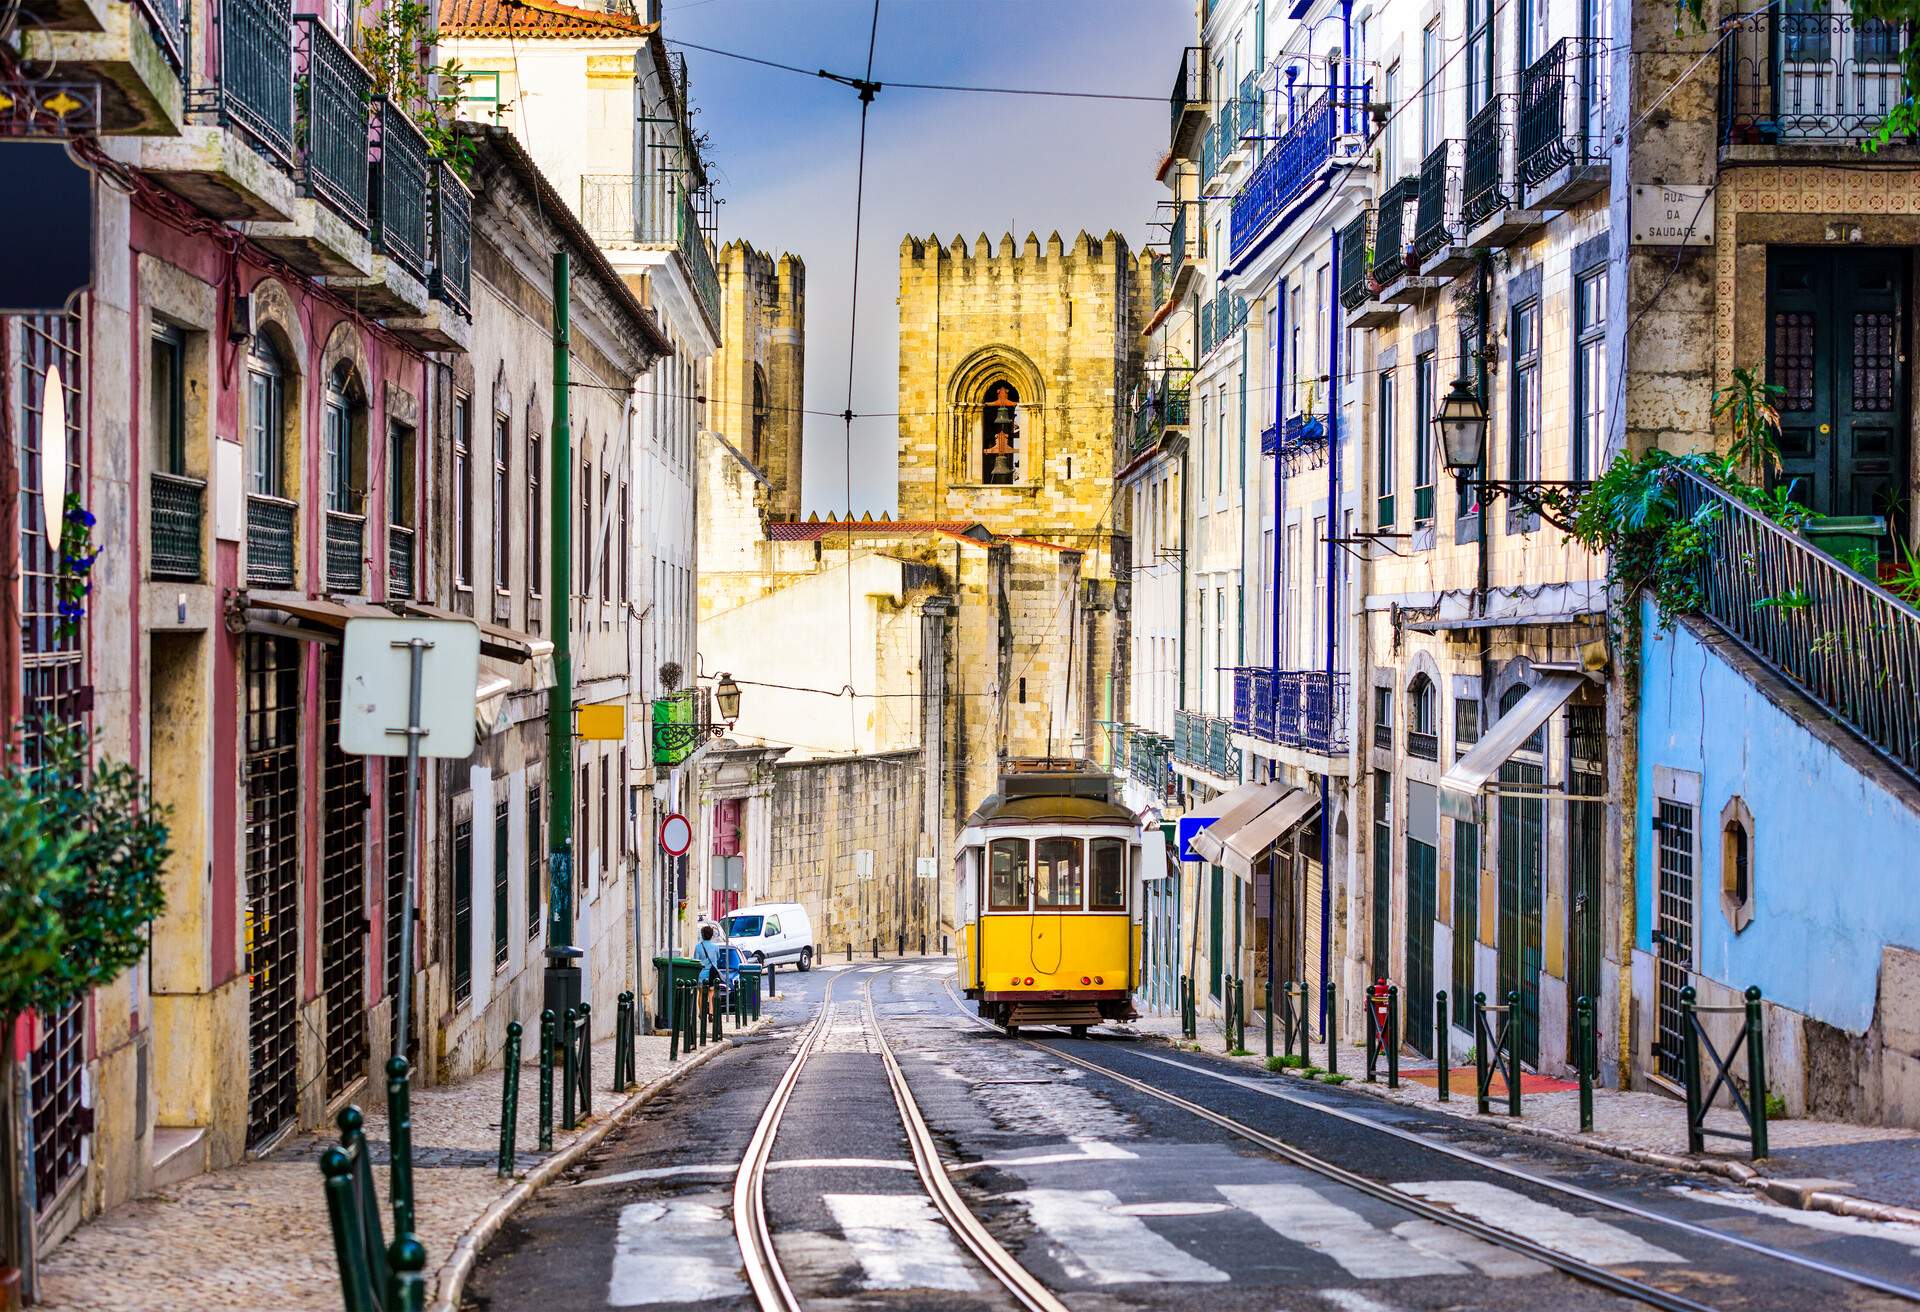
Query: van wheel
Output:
[[798, 947, 813, 972], [1005, 1024, 1021, 1037], [1070, 1025, 1089, 1039]]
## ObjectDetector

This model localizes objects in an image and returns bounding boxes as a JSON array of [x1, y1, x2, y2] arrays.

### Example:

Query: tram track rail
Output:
[[734, 964, 1069, 1312], [930, 975, 1920, 1312]]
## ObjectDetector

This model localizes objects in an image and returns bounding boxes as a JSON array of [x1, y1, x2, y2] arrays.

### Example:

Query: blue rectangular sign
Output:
[[1176, 814, 1217, 863]]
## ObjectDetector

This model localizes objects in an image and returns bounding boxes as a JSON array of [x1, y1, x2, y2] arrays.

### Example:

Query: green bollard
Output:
[[385, 1057, 415, 1241], [1577, 995, 1594, 1133], [337, 1107, 391, 1297], [1682, 985, 1704, 1153], [499, 1022, 522, 1177], [1474, 991, 1491, 1113], [1365, 985, 1379, 1083], [538, 1009, 555, 1150], [387, 1234, 429, 1312], [561, 1006, 580, 1132], [1746, 985, 1769, 1160], [1506, 989, 1522, 1118], [711, 980, 724, 1040], [577, 1001, 593, 1119], [1264, 980, 1274, 1059], [768, 962, 778, 998], [1386, 986, 1400, 1089], [1436, 991, 1450, 1102], [320, 1146, 379, 1312], [1325, 982, 1338, 1076]]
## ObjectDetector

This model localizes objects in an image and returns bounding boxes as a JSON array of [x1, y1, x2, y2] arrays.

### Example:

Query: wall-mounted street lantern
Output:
[[714, 672, 742, 722], [1435, 374, 1589, 534]]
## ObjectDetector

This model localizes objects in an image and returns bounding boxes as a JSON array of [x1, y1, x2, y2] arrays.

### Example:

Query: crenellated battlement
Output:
[[898, 230, 1129, 280]]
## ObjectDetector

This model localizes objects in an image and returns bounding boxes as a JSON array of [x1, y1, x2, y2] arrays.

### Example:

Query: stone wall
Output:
[[766, 750, 936, 956]]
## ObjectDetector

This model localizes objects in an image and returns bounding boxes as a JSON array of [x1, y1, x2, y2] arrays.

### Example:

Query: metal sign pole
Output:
[[389, 636, 432, 1068]]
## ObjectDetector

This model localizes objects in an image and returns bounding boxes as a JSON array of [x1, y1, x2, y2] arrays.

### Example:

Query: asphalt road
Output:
[[461, 960, 1920, 1312]]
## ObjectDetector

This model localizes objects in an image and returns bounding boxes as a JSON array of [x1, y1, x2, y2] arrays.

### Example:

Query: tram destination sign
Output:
[[1630, 185, 1714, 246]]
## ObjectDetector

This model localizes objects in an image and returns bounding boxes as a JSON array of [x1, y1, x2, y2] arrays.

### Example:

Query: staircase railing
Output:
[[1673, 467, 1920, 783]]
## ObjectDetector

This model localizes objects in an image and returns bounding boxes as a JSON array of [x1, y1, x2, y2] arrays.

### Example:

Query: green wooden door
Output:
[[1209, 865, 1224, 999], [1404, 837, 1436, 1056], [1498, 762, 1544, 1069], [1768, 247, 1908, 525]]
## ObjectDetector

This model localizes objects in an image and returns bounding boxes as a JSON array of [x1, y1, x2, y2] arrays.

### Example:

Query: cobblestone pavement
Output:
[[1122, 1008, 1920, 1217], [34, 1019, 762, 1312]]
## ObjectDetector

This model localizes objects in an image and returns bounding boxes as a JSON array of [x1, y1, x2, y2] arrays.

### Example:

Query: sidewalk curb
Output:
[[427, 1022, 763, 1312], [1139, 1030, 1920, 1229]]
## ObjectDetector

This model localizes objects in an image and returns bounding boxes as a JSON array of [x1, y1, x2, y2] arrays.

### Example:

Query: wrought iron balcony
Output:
[[1720, 6, 1910, 145], [653, 687, 724, 765], [1278, 670, 1350, 755], [1271, 412, 1330, 470], [149, 472, 205, 582], [1372, 176, 1419, 286], [1408, 727, 1440, 761], [1169, 203, 1191, 293], [1170, 45, 1209, 156], [1175, 708, 1240, 779], [1673, 468, 1920, 784], [1230, 85, 1369, 261], [324, 510, 365, 593], [1200, 296, 1217, 356], [387, 525, 415, 599], [1462, 96, 1514, 231], [294, 16, 371, 231], [1374, 719, 1393, 750], [373, 99, 430, 282], [1337, 211, 1374, 310], [208, 0, 295, 168], [1411, 140, 1464, 265], [580, 173, 722, 329], [1131, 371, 1192, 452], [136, 0, 187, 77], [246, 494, 296, 588], [1151, 256, 1168, 308], [431, 161, 472, 317], [1518, 37, 1609, 197], [1127, 727, 1172, 790]]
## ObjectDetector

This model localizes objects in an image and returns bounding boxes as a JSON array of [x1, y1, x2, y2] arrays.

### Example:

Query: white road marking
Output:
[[1109, 1200, 1231, 1217], [1219, 1183, 1465, 1278], [1396, 1180, 1683, 1266], [1389, 1218, 1549, 1278], [954, 1140, 1140, 1172], [1319, 1290, 1404, 1312], [824, 1193, 981, 1291], [607, 1199, 747, 1305], [1013, 1188, 1229, 1284], [1669, 1186, 1920, 1255], [567, 1163, 735, 1189]]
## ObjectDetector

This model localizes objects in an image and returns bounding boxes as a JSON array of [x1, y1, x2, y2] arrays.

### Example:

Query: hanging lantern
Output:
[[714, 672, 742, 722], [1436, 375, 1490, 476]]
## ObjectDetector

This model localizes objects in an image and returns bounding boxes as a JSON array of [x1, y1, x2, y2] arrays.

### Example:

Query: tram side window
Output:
[[1090, 838, 1127, 910], [988, 839, 1030, 910], [1035, 838, 1083, 908]]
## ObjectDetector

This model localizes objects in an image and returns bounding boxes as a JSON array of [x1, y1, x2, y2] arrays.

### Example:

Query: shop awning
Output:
[[241, 591, 392, 642], [1439, 671, 1585, 822], [475, 672, 514, 738], [1190, 781, 1293, 865], [391, 600, 555, 680], [1221, 786, 1321, 881], [1173, 779, 1273, 861]]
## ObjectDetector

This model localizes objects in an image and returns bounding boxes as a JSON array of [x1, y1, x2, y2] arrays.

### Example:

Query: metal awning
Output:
[[241, 591, 392, 642], [1190, 781, 1293, 865], [1222, 787, 1322, 881], [1439, 671, 1585, 822], [476, 672, 514, 738], [1174, 779, 1273, 862], [392, 601, 555, 688]]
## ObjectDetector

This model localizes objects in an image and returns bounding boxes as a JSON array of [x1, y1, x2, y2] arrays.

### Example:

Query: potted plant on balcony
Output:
[[356, 0, 477, 181]]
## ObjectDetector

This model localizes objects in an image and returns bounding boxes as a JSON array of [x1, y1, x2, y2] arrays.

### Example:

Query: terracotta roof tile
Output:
[[438, 0, 655, 38]]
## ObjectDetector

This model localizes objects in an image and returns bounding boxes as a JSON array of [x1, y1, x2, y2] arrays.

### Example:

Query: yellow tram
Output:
[[956, 762, 1144, 1035]]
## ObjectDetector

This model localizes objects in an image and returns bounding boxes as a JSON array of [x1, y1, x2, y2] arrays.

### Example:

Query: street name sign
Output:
[[1630, 185, 1714, 246]]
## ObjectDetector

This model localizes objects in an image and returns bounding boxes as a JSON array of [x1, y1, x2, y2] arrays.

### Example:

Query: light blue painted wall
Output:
[[1635, 597, 1920, 1035]]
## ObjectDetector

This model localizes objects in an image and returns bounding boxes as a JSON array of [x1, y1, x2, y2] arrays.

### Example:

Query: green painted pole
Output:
[[538, 1009, 555, 1150], [384, 1060, 414, 1241], [387, 1235, 428, 1312], [1436, 991, 1449, 1102], [1325, 982, 1337, 1075], [1264, 979, 1274, 1059], [1683, 985, 1703, 1152], [562, 1006, 579, 1132], [1506, 989, 1522, 1118], [577, 1001, 593, 1119], [321, 1148, 378, 1312], [1386, 986, 1400, 1089], [498, 1022, 522, 1177], [1577, 996, 1594, 1132], [544, 250, 581, 1018], [1475, 992, 1490, 1114], [1746, 986, 1769, 1159]]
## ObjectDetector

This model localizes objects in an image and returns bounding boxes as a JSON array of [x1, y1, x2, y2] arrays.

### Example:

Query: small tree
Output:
[[1, 725, 169, 1276]]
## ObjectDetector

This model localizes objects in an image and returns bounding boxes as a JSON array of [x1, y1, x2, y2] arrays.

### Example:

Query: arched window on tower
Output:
[[980, 379, 1019, 485], [751, 365, 769, 466]]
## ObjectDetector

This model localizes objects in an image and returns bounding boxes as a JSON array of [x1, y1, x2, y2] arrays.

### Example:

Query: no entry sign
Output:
[[659, 812, 692, 857]]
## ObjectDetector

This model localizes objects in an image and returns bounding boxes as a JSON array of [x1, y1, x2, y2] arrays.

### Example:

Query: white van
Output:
[[724, 902, 815, 971]]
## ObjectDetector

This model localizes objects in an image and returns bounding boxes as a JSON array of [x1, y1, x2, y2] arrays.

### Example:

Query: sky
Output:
[[665, 0, 1195, 515]]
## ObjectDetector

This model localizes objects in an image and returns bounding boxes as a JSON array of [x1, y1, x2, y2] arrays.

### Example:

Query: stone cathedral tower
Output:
[[713, 242, 805, 520], [896, 231, 1144, 564]]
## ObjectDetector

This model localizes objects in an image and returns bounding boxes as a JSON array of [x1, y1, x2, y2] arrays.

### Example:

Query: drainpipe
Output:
[[1237, 307, 1248, 721], [1271, 281, 1287, 679], [1321, 224, 1342, 1036]]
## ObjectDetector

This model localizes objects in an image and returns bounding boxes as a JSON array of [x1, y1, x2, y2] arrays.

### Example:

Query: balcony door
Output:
[[1767, 247, 1909, 531]]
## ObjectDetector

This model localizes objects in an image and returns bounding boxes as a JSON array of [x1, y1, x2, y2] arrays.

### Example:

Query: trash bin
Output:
[[1802, 515, 1886, 573], [651, 954, 701, 1029]]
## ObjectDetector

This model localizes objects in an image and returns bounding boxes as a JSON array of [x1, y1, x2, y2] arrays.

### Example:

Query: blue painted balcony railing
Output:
[[1259, 421, 1281, 456], [1274, 412, 1329, 470], [1230, 85, 1369, 261], [1235, 669, 1351, 755]]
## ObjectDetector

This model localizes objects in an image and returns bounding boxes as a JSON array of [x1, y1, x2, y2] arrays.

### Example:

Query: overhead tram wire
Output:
[[664, 36, 1162, 102]]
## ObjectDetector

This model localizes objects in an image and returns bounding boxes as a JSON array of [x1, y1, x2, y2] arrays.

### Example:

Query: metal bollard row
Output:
[[498, 1022, 522, 1178]]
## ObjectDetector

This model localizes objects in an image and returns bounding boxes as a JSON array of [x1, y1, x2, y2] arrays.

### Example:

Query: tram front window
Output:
[[1090, 838, 1126, 910], [988, 838, 1030, 910], [1035, 838, 1083, 908]]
